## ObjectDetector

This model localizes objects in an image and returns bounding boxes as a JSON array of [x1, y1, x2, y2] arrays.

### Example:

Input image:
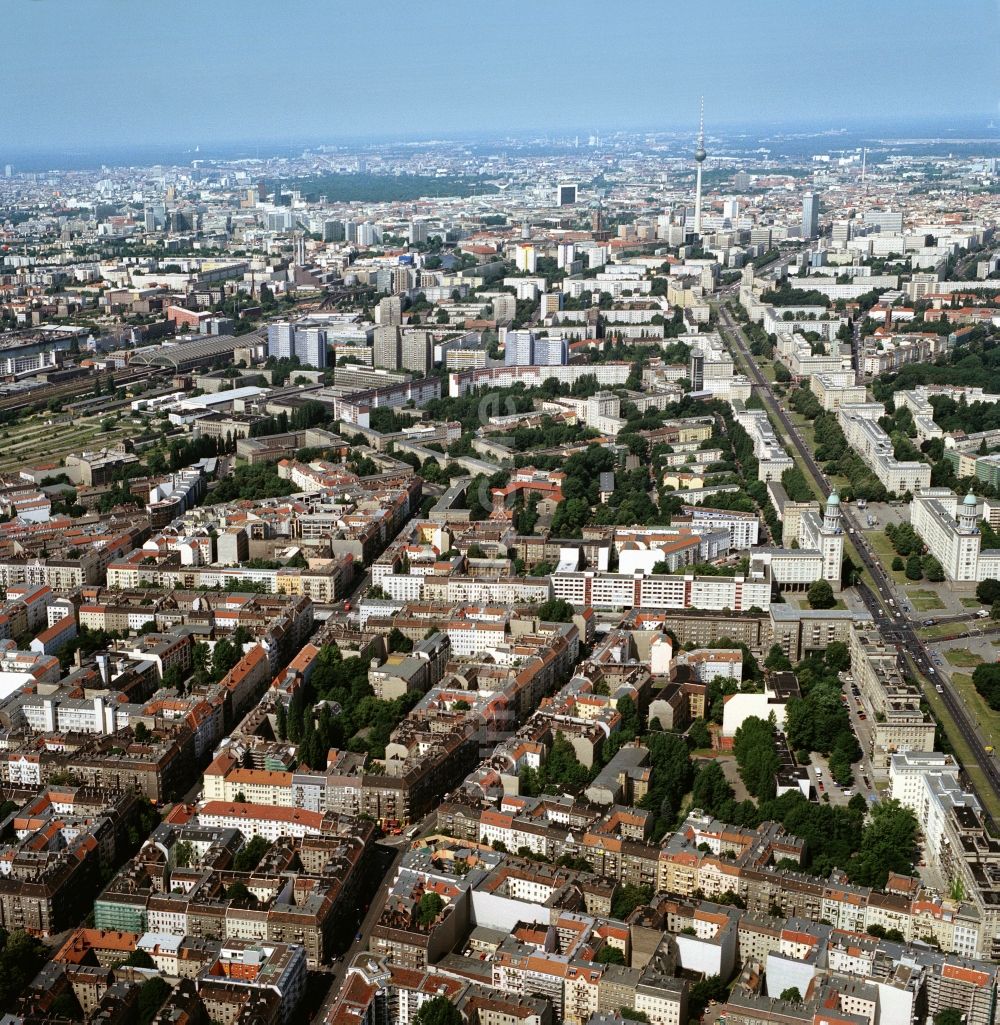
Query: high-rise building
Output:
[[514, 244, 537, 273], [377, 296, 402, 327], [689, 351, 705, 391], [802, 193, 819, 239], [296, 327, 327, 369], [401, 331, 432, 375], [532, 336, 568, 367], [693, 98, 707, 237], [267, 322, 295, 360], [408, 221, 428, 245], [267, 209, 293, 232], [3, 165, 11, 178], [734, 171, 750, 191], [557, 183, 578, 206], [504, 330, 535, 366], [374, 325, 402, 370], [491, 295, 516, 322], [355, 222, 377, 247], [323, 219, 345, 242]]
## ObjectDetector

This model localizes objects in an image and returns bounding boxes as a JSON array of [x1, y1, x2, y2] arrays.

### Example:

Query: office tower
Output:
[[557, 183, 578, 205], [296, 327, 327, 369], [514, 244, 537, 273], [734, 171, 750, 191], [402, 331, 432, 375], [294, 235, 306, 266], [556, 242, 575, 269], [408, 221, 428, 245], [492, 294, 516, 322], [267, 322, 295, 359], [343, 220, 357, 244], [323, 219, 345, 242], [832, 219, 853, 243], [377, 296, 402, 327], [802, 193, 819, 240], [374, 325, 402, 370], [267, 210, 293, 232], [504, 330, 535, 366], [723, 199, 739, 222], [532, 336, 568, 366], [693, 98, 707, 237], [4, 165, 11, 178], [393, 266, 413, 294], [356, 222, 377, 247], [689, 351, 705, 391]]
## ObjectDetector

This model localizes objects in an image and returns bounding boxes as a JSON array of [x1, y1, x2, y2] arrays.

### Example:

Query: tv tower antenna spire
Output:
[[693, 97, 707, 238]]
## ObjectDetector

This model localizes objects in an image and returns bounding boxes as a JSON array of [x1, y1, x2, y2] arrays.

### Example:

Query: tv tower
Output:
[[693, 97, 707, 238]]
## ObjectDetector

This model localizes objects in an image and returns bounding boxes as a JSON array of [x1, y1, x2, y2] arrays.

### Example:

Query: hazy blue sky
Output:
[[4, 0, 999, 152]]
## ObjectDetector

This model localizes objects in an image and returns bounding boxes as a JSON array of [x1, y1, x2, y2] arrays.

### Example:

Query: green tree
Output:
[[933, 1010, 965, 1025], [233, 836, 271, 872], [922, 555, 945, 582], [733, 716, 779, 800], [124, 949, 156, 969], [173, 840, 194, 868], [847, 799, 918, 888], [764, 644, 792, 672], [595, 946, 626, 965], [976, 578, 1000, 605], [779, 988, 802, 1003], [225, 881, 253, 903], [137, 977, 171, 1025], [388, 627, 413, 653], [687, 718, 712, 750], [691, 760, 733, 816], [807, 578, 835, 610], [688, 976, 730, 1021], [416, 892, 445, 927], [905, 554, 924, 581], [611, 883, 653, 920], [825, 641, 850, 672], [413, 996, 463, 1025], [536, 599, 575, 622]]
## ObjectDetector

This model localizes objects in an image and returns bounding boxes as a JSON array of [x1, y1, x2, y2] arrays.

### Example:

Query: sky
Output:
[[3, 0, 1000, 156]]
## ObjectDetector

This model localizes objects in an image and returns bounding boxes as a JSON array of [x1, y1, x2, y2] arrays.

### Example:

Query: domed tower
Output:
[[693, 97, 706, 238], [958, 490, 979, 532], [823, 490, 842, 533]]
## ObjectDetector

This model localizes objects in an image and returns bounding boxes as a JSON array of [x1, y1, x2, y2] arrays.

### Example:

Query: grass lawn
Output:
[[917, 664, 1000, 823], [945, 649, 983, 668], [907, 589, 946, 612], [868, 530, 907, 583], [918, 623, 969, 642], [950, 671, 999, 749], [961, 597, 984, 609]]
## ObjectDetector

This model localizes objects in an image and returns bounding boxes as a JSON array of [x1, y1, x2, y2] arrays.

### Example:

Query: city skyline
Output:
[[5, 0, 1000, 155]]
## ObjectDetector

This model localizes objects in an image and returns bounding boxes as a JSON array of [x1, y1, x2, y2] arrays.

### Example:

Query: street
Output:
[[718, 302, 1000, 802]]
